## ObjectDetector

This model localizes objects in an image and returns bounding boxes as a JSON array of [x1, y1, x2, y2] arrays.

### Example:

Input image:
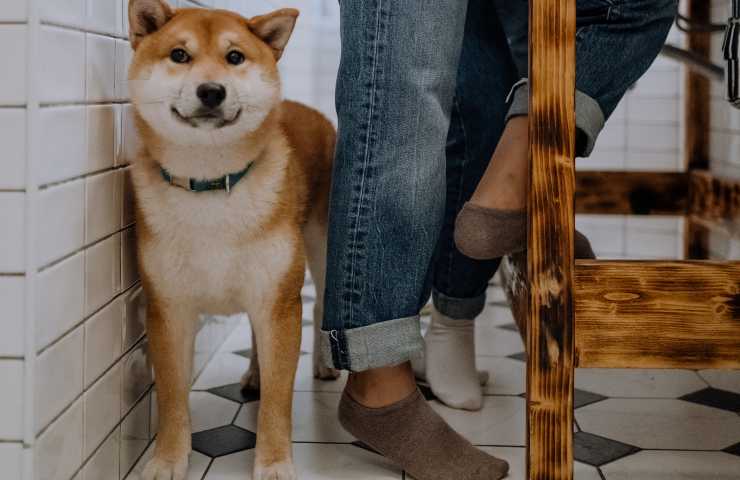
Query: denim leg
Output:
[[431, 0, 519, 320], [506, 0, 678, 156], [320, 0, 470, 372]]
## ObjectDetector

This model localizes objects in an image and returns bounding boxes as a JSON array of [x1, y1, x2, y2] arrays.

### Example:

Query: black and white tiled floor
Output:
[[127, 279, 740, 479]]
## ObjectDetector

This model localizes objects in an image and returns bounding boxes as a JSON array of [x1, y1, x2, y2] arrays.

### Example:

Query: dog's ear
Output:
[[129, 0, 175, 49], [248, 8, 299, 61]]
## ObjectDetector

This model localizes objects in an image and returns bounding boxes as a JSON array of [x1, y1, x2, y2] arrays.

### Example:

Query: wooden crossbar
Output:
[[575, 171, 688, 215], [574, 260, 740, 369]]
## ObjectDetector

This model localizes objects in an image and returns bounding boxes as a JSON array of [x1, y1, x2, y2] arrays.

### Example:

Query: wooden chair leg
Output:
[[526, 0, 577, 478]]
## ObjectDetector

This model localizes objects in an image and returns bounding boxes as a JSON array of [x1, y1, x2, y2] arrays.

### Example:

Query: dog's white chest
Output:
[[137, 175, 295, 315]]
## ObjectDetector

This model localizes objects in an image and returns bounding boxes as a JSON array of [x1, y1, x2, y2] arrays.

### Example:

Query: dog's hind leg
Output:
[[304, 216, 340, 380], [240, 325, 261, 392], [142, 300, 197, 480]]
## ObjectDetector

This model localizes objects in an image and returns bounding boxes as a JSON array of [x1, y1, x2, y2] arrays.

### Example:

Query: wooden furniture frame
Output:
[[512, 1, 740, 478]]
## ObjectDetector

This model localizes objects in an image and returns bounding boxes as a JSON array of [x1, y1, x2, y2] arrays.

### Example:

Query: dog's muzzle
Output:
[[724, 0, 740, 109]]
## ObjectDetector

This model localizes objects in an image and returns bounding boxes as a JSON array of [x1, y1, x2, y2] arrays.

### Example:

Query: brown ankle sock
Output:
[[454, 202, 597, 260], [454, 203, 525, 260], [338, 388, 509, 480]]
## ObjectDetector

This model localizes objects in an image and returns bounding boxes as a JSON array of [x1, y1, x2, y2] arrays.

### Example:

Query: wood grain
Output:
[[527, 0, 576, 477], [684, 0, 711, 170], [575, 171, 688, 215], [575, 260, 740, 369]]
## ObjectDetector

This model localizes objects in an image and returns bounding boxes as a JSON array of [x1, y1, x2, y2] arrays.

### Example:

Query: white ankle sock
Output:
[[425, 308, 483, 411], [412, 352, 490, 386]]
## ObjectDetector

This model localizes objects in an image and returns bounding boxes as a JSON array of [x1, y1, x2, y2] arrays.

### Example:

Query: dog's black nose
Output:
[[197, 83, 226, 109]]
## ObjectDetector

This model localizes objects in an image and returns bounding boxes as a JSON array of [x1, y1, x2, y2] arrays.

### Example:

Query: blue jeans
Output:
[[320, 0, 677, 372]]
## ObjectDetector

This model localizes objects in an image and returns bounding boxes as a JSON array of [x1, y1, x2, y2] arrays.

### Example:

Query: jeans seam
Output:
[[347, 0, 384, 331]]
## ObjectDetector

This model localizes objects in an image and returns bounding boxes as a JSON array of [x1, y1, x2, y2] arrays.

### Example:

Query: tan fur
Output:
[[127, 2, 336, 478]]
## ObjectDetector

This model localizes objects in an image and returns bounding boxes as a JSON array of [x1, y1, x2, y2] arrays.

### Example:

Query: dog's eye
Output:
[[170, 48, 191, 64], [226, 51, 245, 66]]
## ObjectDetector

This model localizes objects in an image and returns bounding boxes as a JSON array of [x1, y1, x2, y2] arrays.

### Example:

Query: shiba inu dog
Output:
[[126, 1, 337, 478]]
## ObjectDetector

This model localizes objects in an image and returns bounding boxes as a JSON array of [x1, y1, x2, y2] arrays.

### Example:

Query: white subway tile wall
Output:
[[575, 21, 691, 259], [577, 0, 738, 260]]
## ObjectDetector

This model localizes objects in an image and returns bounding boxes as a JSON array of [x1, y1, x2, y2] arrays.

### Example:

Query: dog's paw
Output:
[[241, 367, 260, 391], [254, 460, 297, 480], [313, 363, 340, 381], [142, 456, 188, 480]]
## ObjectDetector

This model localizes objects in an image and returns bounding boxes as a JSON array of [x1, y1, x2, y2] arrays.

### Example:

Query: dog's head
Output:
[[128, 0, 298, 146]]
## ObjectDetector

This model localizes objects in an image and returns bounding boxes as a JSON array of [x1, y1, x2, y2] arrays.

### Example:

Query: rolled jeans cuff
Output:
[[505, 78, 606, 157], [432, 289, 486, 320], [319, 316, 424, 372]]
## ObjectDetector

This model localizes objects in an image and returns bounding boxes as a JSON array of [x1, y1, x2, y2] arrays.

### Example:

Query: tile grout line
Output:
[[22, 0, 41, 477], [35, 219, 132, 275], [35, 280, 141, 357]]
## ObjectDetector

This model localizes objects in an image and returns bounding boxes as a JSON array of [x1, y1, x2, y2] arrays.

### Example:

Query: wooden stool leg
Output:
[[526, 0, 577, 479]]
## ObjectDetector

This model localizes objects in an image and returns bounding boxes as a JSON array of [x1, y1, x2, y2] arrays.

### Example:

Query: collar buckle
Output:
[[169, 174, 193, 191]]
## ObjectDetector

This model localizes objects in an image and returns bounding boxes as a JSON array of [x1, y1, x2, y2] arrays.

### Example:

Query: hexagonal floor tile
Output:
[[430, 395, 525, 446], [207, 443, 402, 479], [190, 391, 240, 432], [680, 387, 740, 413], [574, 389, 608, 409], [601, 450, 740, 480], [191, 424, 256, 458], [575, 369, 707, 398], [724, 441, 740, 457], [234, 392, 353, 443], [479, 446, 602, 480], [698, 370, 740, 395], [576, 398, 740, 450], [475, 318, 524, 357], [215, 322, 252, 354], [479, 356, 525, 396], [486, 286, 508, 304], [508, 351, 528, 362], [233, 348, 252, 359], [573, 431, 640, 467], [293, 354, 348, 393], [478, 304, 517, 327], [192, 353, 248, 390], [208, 383, 260, 404]]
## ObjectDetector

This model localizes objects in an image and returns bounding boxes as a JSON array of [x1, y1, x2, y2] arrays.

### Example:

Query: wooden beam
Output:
[[575, 171, 688, 215], [574, 260, 740, 369], [685, 218, 711, 259], [527, 0, 576, 477], [684, 0, 711, 170], [689, 170, 740, 220]]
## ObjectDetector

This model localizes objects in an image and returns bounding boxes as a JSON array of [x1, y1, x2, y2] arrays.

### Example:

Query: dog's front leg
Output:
[[142, 300, 196, 480], [251, 290, 302, 480]]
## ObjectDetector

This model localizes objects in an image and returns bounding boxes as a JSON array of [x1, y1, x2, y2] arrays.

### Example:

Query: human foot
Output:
[[455, 204, 596, 260], [424, 307, 484, 410], [339, 388, 509, 480], [468, 116, 529, 213], [412, 356, 490, 388]]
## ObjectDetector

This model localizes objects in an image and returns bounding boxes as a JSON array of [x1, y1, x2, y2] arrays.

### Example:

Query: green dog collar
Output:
[[160, 162, 253, 193]]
